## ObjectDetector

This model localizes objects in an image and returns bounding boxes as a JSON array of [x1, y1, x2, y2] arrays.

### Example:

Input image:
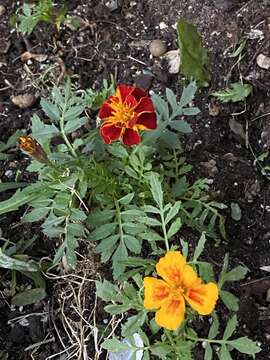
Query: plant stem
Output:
[[160, 209, 170, 252], [115, 199, 124, 245], [60, 120, 78, 158], [185, 334, 227, 345]]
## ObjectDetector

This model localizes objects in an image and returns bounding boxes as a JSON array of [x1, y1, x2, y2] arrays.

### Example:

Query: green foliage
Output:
[[177, 17, 210, 87], [11, 288, 46, 306], [15, 0, 67, 35], [212, 83, 253, 103], [84, 78, 115, 110], [0, 130, 23, 161]]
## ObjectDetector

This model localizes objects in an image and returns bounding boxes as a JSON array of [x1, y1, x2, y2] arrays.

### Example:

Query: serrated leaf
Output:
[[121, 312, 146, 337], [208, 312, 219, 339], [150, 174, 163, 208], [179, 81, 198, 107], [193, 232, 206, 262], [170, 120, 192, 134], [223, 315, 238, 340], [204, 343, 213, 360], [220, 290, 239, 311], [12, 288, 46, 306], [165, 201, 181, 224], [24, 207, 50, 222], [96, 279, 119, 302], [212, 83, 252, 103], [40, 99, 60, 121], [119, 193, 135, 205], [229, 337, 261, 355], [167, 217, 182, 238], [95, 235, 120, 253], [102, 338, 131, 352], [220, 345, 233, 360], [64, 117, 88, 134], [224, 265, 248, 282], [123, 235, 141, 254], [88, 223, 117, 241], [177, 17, 209, 87]]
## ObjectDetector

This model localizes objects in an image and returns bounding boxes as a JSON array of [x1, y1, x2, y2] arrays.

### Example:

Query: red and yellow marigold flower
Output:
[[18, 136, 49, 164], [144, 251, 219, 331], [98, 84, 157, 146]]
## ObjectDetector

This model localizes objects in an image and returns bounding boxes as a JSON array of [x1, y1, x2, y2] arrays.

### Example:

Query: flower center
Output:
[[171, 285, 184, 300], [110, 99, 135, 127]]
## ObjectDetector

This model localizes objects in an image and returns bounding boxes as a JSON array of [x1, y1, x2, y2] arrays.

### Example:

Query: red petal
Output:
[[135, 97, 155, 113], [100, 123, 122, 144], [131, 87, 148, 101], [122, 128, 141, 146], [117, 85, 134, 102], [137, 112, 157, 129], [98, 102, 113, 119], [125, 94, 138, 108]]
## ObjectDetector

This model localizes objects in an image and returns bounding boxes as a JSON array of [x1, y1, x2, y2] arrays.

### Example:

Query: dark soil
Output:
[[1, 0, 270, 359]]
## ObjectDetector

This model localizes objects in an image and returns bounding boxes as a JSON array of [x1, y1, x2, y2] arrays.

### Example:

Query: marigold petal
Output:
[[125, 94, 138, 108], [143, 277, 170, 309], [122, 128, 141, 146], [134, 97, 155, 114], [116, 85, 134, 102], [155, 296, 185, 331], [136, 112, 157, 130], [156, 251, 186, 285], [184, 282, 219, 315], [98, 101, 114, 120], [100, 123, 122, 144], [181, 264, 200, 289], [131, 86, 148, 101]]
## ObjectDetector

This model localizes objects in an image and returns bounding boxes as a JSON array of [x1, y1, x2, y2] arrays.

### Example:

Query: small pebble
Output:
[[0, 5, 6, 16], [257, 54, 270, 70], [149, 39, 167, 57]]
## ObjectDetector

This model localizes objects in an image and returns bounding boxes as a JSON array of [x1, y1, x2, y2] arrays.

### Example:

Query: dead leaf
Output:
[[21, 51, 48, 63], [11, 94, 36, 109]]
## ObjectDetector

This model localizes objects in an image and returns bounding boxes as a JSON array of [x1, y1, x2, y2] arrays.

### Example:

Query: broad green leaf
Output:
[[88, 223, 116, 241], [64, 105, 85, 121], [12, 288, 46, 306], [64, 117, 88, 134], [0, 249, 38, 272], [138, 217, 161, 226], [119, 193, 135, 205], [140, 231, 163, 242], [223, 315, 238, 340], [0, 182, 28, 192], [165, 201, 181, 224], [124, 235, 142, 254], [40, 99, 60, 121], [193, 232, 206, 262], [150, 174, 163, 208], [102, 338, 131, 352], [208, 312, 219, 339], [144, 205, 160, 214], [95, 235, 119, 253], [24, 207, 50, 222], [113, 241, 128, 278], [229, 337, 261, 355], [212, 83, 252, 103], [167, 218, 182, 238], [220, 290, 239, 311], [177, 17, 209, 87], [104, 303, 132, 315]]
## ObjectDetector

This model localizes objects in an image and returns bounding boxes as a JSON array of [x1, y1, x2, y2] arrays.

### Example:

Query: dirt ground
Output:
[[1, 0, 270, 359]]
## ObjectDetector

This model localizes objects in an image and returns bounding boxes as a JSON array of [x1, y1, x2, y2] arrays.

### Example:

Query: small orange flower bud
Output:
[[18, 136, 49, 164]]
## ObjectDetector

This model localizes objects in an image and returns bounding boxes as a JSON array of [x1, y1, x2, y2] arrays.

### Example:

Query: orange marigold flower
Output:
[[18, 136, 49, 164], [144, 251, 219, 331], [98, 84, 157, 146]]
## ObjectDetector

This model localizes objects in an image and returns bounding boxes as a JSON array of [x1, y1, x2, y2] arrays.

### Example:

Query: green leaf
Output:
[[172, 177, 188, 197], [0, 182, 28, 193], [208, 312, 219, 339], [177, 17, 209, 87], [224, 265, 248, 282], [165, 201, 181, 224], [150, 345, 172, 359], [160, 130, 181, 149], [40, 99, 60, 121], [95, 235, 119, 253], [220, 290, 239, 311], [96, 279, 119, 302], [104, 303, 132, 315], [119, 193, 135, 205], [102, 338, 131, 352], [12, 288, 46, 306], [223, 315, 238, 340], [220, 345, 233, 360], [170, 120, 192, 134], [113, 242, 128, 278], [229, 337, 261, 355], [64, 117, 88, 134], [0, 249, 38, 272], [124, 235, 142, 254], [179, 81, 198, 108], [139, 217, 161, 226], [144, 205, 160, 214], [212, 83, 252, 103], [88, 223, 116, 241], [121, 312, 147, 337], [24, 207, 50, 222], [204, 343, 213, 360], [193, 232, 206, 262], [0, 189, 38, 216], [167, 217, 182, 238], [230, 202, 242, 221], [150, 174, 163, 208]]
